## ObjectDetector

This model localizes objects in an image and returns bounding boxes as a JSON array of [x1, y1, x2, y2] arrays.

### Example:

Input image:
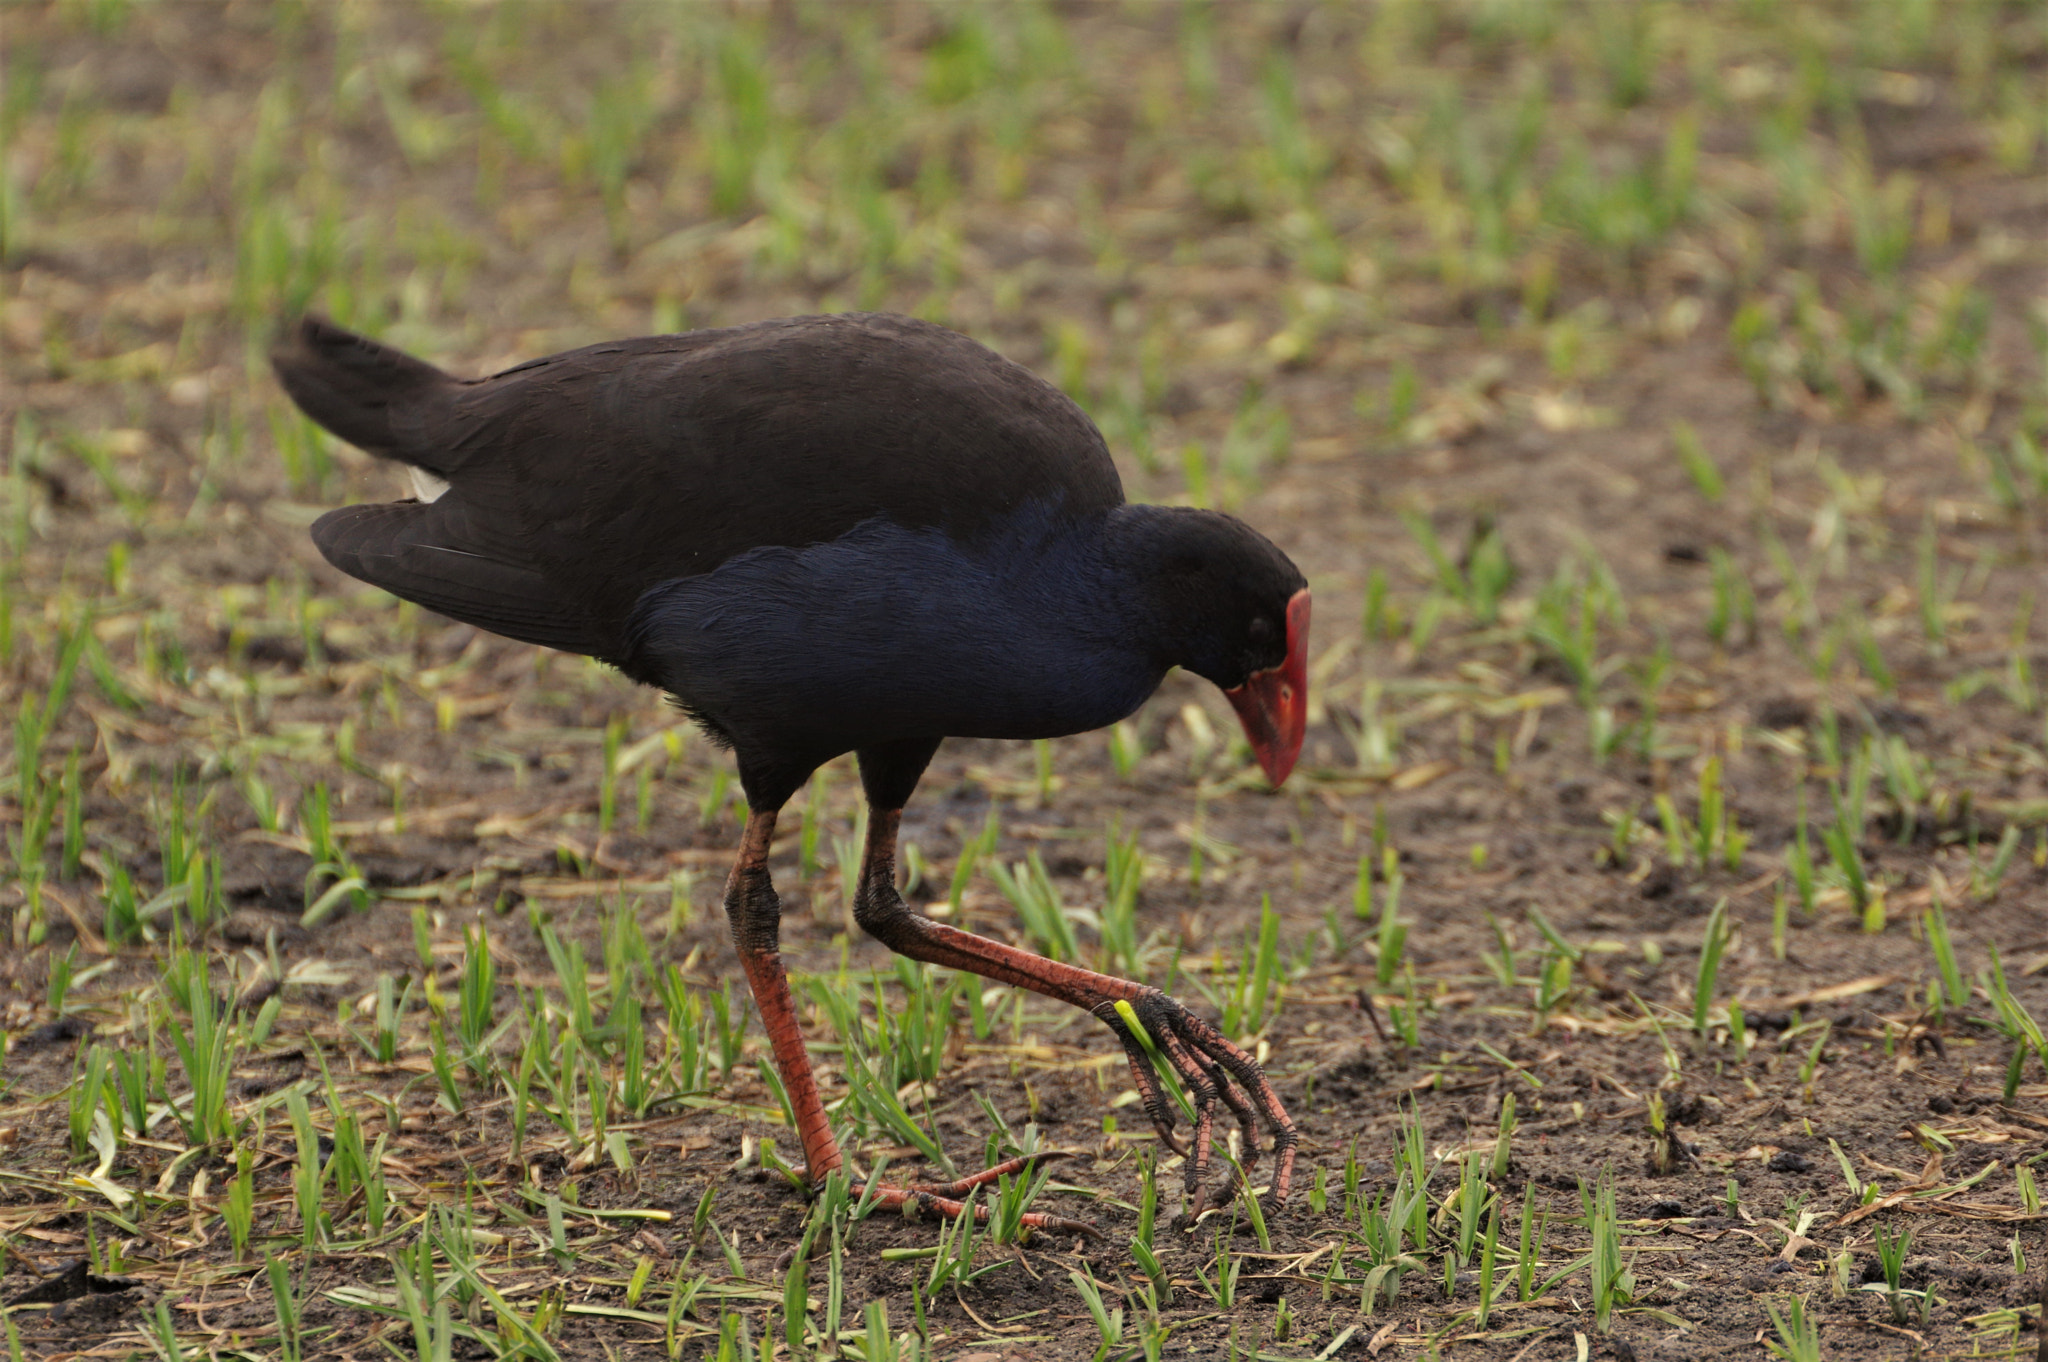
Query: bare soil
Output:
[[3, 4, 2046, 1361]]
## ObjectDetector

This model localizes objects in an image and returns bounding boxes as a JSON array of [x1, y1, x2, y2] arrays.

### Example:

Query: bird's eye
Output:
[[1248, 617, 1275, 646]]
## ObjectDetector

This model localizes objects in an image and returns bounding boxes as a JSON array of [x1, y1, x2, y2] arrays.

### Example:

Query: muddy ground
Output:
[[3, 3, 2047, 1360]]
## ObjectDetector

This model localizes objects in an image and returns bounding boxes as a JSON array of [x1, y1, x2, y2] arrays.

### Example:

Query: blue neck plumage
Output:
[[624, 502, 1177, 752]]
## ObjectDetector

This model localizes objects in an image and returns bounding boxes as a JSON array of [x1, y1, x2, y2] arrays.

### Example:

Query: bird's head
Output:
[[1121, 507, 1310, 787]]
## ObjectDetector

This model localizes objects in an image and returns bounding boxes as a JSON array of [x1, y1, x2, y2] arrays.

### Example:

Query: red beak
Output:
[[1224, 588, 1310, 787]]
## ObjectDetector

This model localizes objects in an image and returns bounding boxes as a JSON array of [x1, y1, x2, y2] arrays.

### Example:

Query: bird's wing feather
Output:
[[311, 499, 611, 657], [280, 313, 1125, 657], [432, 314, 1126, 618]]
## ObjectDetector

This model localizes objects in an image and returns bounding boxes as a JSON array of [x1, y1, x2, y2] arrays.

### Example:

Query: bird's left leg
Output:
[[852, 792, 1297, 1216]]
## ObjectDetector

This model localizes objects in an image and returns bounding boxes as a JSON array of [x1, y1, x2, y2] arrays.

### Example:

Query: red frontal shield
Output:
[[1224, 589, 1310, 787]]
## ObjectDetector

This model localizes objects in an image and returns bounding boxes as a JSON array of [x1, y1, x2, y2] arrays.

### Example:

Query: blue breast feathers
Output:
[[623, 511, 1163, 752]]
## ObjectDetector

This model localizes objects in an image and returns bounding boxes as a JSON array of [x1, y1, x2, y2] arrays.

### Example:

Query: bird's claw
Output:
[[797, 1151, 1098, 1240], [1096, 989, 1299, 1217]]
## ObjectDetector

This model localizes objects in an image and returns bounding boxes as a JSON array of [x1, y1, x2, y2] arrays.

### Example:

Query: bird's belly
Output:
[[665, 630, 1156, 750]]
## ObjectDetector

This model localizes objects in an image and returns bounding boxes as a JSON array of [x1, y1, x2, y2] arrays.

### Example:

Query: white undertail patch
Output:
[[407, 467, 451, 503]]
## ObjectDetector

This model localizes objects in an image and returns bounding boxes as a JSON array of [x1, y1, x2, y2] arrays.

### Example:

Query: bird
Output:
[[271, 311, 1310, 1233]]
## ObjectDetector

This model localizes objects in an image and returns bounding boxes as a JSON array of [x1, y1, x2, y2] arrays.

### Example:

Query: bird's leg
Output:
[[724, 808, 1092, 1238], [854, 808, 1298, 1217], [724, 809, 842, 1183]]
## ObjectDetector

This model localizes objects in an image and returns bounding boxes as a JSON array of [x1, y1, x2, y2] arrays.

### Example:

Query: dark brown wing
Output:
[[277, 312, 1125, 657], [310, 499, 612, 657]]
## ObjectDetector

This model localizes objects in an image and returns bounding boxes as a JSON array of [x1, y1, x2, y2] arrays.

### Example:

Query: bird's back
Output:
[[278, 313, 1125, 663]]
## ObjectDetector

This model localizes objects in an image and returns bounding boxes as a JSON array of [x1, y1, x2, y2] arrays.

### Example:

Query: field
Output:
[[5, 2, 2048, 1359]]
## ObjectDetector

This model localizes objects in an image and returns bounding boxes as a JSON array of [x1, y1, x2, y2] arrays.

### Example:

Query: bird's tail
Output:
[[269, 315, 455, 464]]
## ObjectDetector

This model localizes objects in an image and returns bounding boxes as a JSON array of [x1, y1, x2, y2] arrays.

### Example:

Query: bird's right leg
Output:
[[724, 809, 842, 1183], [723, 808, 1092, 1237]]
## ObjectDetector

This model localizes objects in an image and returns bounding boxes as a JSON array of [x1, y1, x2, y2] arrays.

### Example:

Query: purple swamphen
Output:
[[272, 312, 1310, 1232]]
